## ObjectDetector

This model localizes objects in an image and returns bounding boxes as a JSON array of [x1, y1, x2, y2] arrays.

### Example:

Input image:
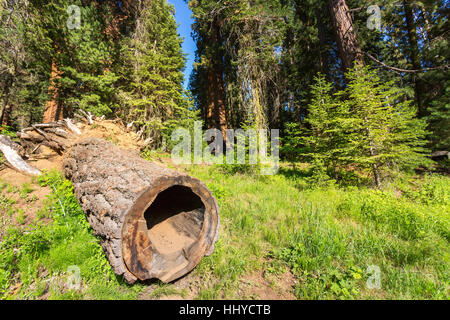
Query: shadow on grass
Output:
[[277, 164, 373, 189]]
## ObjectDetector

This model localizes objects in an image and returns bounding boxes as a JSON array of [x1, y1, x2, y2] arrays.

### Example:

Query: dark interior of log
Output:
[[144, 185, 205, 256]]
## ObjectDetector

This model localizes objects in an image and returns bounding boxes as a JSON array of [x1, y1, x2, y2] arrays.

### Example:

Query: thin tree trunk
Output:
[[372, 163, 381, 188], [316, 7, 329, 74], [403, 0, 425, 117], [206, 68, 215, 128], [327, 0, 364, 71], [0, 75, 13, 126]]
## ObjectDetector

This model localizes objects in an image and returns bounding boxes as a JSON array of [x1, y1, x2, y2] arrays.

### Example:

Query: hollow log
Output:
[[63, 138, 220, 284]]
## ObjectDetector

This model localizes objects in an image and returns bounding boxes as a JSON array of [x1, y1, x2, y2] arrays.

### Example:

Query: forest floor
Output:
[[0, 132, 448, 300]]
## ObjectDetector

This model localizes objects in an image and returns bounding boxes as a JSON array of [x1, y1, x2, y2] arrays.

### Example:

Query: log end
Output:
[[121, 175, 220, 283]]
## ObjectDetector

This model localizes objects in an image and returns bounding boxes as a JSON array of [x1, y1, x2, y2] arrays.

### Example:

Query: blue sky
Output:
[[168, 0, 195, 89]]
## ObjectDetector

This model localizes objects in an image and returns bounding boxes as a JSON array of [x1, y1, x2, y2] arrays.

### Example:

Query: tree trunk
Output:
[[327, 0, 364, 71], [206, 67, 216, 128], [205, 18, 228, 143], [316, 7, 330, 74], [403, 0, 425, 117], [63, 138, 220, 283], [372, 163, 381, 188], [1, 75, 13, 126], [42, 59, 62, 123]]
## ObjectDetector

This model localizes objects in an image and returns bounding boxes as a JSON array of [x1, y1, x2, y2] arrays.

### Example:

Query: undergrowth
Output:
[[184, 163, 449, 300]]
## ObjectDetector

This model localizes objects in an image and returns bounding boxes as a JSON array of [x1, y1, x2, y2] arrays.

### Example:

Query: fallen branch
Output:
[[43, 127, 69, 139], [126, 121, 134, 132], [78, 109, 94, 125], [64, 118, 81, 135], [0, 135, 41, 176]]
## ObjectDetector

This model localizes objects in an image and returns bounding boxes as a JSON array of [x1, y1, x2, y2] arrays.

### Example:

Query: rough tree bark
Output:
[[63, 138, 220, 283], [42, 59, 63, 123], [206, 17, 228, 144], [0, 75, 13, 126], [327, 0, 364, 71]]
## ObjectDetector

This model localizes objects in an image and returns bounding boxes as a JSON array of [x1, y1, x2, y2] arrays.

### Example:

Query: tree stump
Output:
[[63, 138, 220, 283]]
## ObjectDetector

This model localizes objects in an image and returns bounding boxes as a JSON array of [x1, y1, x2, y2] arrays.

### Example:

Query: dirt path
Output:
[[0, 168, 51, 239]]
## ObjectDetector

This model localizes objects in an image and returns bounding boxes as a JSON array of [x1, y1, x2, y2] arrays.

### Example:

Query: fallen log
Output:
[[64, 118, 81, 135], [0, 135, 41, 176], [63, 138, 220, 283]]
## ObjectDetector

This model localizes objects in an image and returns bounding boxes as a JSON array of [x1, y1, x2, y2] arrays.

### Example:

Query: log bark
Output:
[[63, 138, 220, 283]]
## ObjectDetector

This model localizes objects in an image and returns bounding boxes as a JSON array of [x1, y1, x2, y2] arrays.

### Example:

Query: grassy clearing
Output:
[[185, 164, 449, 299], [0, 158, 448, 300]]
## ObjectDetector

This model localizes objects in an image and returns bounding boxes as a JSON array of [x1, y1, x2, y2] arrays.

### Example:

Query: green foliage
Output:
[[51, 1, 118, 117], [217, 121, 264, 175], [426, 83, 450, 150], [0, 126, 17, 139], [189, 0, 287, 130], [185, 163, 449, 300], [117, 0, 197, 149], [284, 67, 431, 187], [344, 65, 431, 175], [279, 242, 362, 299], [0, 170, 144, 299]]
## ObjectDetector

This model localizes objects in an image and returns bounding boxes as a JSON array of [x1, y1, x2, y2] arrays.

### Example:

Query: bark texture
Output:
[[63, 138, 220, 283], [327, 0, 364, 71], [206, 18, 228, 143], [42, 59, 62, 123]]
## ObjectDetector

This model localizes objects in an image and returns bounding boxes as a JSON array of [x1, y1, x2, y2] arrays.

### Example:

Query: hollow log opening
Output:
[[121, 175, 219, 283], [144, 185, 205, 256], [64, 138, 219, 284]]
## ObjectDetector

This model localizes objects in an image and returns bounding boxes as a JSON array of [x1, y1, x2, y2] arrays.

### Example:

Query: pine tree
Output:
[[286, 67, 431, 187], [117, 0, 196, 148], [26, 0, 120, 122], [61, 2, 119, 117], [344, 65, 431, 187], [0, 0, 48, 129], [283, 73, 355, 183], [302, 74, 354, 181]]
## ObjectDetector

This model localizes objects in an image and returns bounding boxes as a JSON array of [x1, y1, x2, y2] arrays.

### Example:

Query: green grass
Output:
[[184, 164, 449, 300], [0, 171, 147, 299], [19, 183, 34, 200], [0, 158, 448, 300]]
